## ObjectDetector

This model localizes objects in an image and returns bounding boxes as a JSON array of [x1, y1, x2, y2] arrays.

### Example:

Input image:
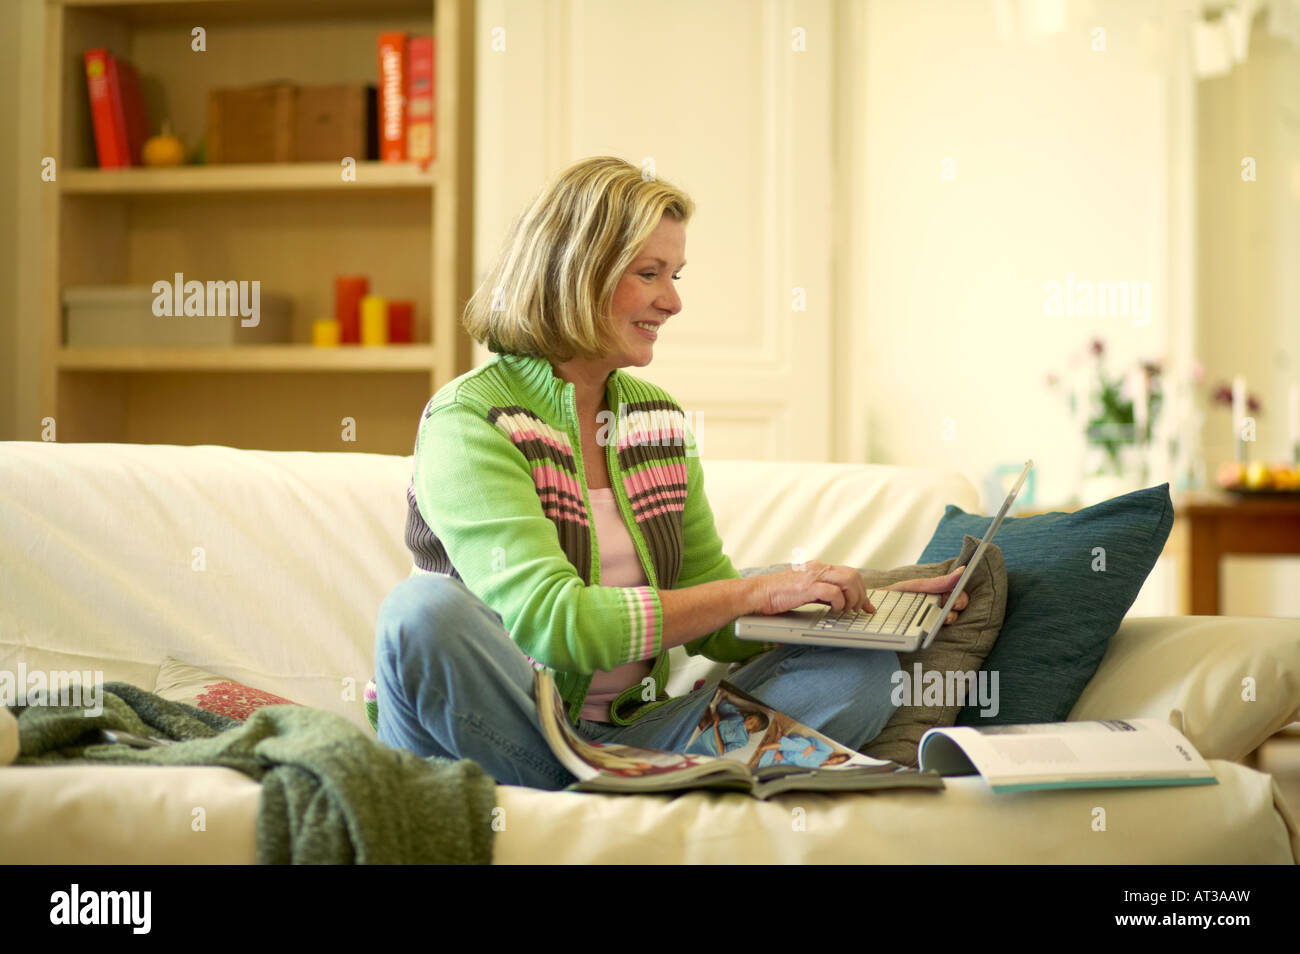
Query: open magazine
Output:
[[534, 670, 944, 799], [917, 718, 1219, 793]]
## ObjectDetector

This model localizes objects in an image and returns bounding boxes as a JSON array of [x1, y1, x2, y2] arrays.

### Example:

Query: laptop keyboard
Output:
[[817, 589, 927, 635]]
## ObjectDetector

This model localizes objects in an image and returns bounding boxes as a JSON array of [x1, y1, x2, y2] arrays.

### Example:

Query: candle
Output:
[[334, 276, 368, 345], [387, 300, 413, 343], [312, 319, 340, 347], [1232, 374, 1246, 462], [360, 295, 388, 346]]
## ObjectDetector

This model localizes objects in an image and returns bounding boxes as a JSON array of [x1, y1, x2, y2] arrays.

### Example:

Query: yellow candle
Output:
[[312, 319, 340, 347], [360, 295, 388, 347]]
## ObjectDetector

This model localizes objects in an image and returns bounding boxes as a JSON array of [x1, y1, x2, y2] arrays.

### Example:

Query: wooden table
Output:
[[1174, 491, 1300, 615]]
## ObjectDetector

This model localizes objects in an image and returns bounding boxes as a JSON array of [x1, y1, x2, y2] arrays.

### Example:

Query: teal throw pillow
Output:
[[916, 483, 1174, 725]]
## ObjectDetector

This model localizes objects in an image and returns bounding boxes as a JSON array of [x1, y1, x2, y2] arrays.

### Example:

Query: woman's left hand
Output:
[[875, 566, 968, 625]]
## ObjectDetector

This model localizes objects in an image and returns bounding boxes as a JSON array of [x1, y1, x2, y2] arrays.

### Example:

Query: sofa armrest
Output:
[[1068, 615, 1300, 762]]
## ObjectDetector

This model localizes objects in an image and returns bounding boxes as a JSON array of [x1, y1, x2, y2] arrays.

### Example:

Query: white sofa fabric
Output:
[[1, 441, 1297, 864]]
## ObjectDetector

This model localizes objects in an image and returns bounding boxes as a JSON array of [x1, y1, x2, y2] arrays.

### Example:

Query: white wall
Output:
[[853, 0, 1178, 509]]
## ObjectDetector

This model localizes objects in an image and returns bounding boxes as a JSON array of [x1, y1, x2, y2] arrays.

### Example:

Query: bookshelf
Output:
[[41, 0, 475, 453], [58, 161, 438, 194]]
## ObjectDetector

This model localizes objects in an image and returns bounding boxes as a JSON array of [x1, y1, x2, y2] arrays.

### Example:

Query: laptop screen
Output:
[[925, 459, 1032, 640]]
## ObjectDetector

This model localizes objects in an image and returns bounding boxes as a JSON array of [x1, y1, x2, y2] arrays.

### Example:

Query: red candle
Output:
[[388, 300, 414, 343], [334, 276, 368, 345]]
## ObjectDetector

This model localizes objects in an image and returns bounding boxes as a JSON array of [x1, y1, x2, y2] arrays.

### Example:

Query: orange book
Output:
[[406, 35, 434, 164], [377, 31, 408, 161]]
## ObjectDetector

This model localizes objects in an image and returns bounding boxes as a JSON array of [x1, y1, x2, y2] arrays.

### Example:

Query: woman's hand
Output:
[[751, 560, 872, 616], [876, 566, 969, 625]]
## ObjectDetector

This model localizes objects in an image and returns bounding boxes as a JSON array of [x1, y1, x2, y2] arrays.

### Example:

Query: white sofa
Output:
[[1, 441, 1297, 864]]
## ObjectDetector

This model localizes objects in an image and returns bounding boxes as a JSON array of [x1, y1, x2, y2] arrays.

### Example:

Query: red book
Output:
[[113, 58, 150, 166], [406, 35, 434, 164], [377, 31, 408, 162], [84, 49, 128, 168]]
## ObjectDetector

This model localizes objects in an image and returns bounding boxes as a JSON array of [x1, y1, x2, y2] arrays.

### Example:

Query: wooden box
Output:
[[208, 83, 375, 164], [295, 84, 376, 162], [208, 84, 295, 164]]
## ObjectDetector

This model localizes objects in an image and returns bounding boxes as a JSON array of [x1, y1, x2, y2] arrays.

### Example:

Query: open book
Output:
[[917, 718, 1219, 793], [534, 670, 944, 799]]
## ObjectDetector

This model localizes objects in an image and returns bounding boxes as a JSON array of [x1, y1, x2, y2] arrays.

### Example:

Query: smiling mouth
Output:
[[632, 321, 660, 338]]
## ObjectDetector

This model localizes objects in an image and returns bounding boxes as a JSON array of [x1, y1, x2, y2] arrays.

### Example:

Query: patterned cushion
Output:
[[153, 657, 301, 721]]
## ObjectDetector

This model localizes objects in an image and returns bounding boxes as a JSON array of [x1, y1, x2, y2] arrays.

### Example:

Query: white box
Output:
[[63, 284, 292, 347]]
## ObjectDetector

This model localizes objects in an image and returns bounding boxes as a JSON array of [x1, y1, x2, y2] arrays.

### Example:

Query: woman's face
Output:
[[605, 215, 686, 369]]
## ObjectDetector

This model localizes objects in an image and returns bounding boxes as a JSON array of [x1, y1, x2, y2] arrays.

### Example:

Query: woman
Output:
[[372, 156, 968, 790]]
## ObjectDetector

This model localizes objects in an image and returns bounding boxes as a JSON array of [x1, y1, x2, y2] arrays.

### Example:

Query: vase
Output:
[[1169, 407, 1207, 494], [1078, 441, 1147, 505]]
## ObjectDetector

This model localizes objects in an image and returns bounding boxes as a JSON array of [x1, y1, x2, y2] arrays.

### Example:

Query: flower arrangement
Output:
[[1046, 338, 1274, 495], [1045, 338, 1165, 479]]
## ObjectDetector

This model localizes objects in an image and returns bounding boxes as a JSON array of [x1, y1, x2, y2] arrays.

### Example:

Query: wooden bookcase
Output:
[[41, 0, 475, 453]]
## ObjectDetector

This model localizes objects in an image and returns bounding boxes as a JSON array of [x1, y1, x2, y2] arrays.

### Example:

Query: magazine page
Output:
[[532, 670, 741, 788], [533, 669, 606, 782], [532, 670, 941, 798], [917, 717, 1218, 792], [683, 680, 900, 776]]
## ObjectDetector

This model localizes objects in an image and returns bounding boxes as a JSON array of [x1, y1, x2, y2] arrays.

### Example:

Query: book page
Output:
[[533, 670, 732, 782], [920, 718, 1214, 787]]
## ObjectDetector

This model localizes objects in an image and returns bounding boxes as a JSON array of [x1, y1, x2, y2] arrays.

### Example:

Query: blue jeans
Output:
[[373, 573, 901, 791]]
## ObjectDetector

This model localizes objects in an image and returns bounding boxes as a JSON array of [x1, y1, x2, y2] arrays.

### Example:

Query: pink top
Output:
[[580, 486, 653, 722]]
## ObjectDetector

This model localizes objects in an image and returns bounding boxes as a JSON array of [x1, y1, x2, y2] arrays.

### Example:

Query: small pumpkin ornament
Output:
[[142, 121, 186, 167]]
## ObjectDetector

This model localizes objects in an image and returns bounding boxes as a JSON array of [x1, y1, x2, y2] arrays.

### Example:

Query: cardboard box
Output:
[[64, 285, 292, 346]]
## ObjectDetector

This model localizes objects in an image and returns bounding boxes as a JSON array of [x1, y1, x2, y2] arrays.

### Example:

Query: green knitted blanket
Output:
[[11, 681, 496, 864]]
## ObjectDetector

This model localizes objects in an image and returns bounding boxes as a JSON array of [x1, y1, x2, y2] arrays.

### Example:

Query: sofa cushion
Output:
[[3, 757, 1296, 863], [917, 482, 1175, 725], [154, 657, 301, 721]]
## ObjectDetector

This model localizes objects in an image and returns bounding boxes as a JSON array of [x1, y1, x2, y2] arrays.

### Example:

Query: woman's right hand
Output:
[[750, 561, 874, 616]]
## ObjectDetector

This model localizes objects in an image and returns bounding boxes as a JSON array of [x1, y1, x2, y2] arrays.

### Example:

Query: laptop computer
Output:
[[733, 459, 1032, 652]]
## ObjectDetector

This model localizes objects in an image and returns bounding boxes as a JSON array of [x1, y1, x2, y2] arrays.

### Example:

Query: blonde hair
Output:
[[462, 156, 694, 363]]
